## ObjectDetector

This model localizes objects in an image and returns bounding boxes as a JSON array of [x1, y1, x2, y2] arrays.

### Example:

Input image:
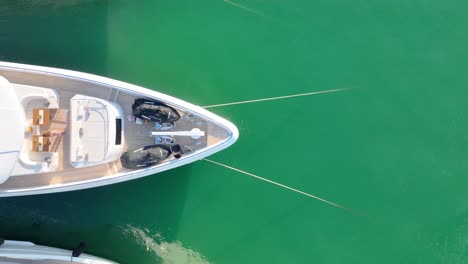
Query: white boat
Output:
[[0, 61, 238, 197], [0, 239, 116, 263]]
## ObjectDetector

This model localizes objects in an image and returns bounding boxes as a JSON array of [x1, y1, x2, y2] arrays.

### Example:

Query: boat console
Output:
[[69, 94, 124, 168]]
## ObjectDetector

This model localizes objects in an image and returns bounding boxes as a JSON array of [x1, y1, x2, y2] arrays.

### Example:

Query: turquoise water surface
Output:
[[1, 1, 468, 263]]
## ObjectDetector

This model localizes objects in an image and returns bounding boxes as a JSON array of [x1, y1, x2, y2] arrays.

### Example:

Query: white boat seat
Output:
[[13, 83, 59, 109], [11, 152, 59, 176]]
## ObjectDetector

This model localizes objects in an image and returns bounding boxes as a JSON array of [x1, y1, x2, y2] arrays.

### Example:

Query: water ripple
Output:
[[121, 224, 212, 264]]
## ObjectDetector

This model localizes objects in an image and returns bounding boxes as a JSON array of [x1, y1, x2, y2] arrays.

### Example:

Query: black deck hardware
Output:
[[72, 242, 86, 257]]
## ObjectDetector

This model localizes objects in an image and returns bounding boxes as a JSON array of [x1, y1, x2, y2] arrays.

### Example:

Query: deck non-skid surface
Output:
[[0, 69, 228, 191]]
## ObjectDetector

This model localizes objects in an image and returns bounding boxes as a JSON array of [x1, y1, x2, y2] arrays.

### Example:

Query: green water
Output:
[[1, 0, 468, 263]]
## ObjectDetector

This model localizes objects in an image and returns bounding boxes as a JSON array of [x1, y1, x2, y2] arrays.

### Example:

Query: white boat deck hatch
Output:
[[69, 94, 124, 168], [0, 76, 24, 184]]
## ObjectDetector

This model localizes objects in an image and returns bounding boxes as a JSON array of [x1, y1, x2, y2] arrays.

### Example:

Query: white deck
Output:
[[0, 62, 238, 196]]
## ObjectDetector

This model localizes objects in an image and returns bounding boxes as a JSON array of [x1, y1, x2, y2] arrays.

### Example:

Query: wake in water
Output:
[[121, 224, 211, 264], [223, 0, 264, 16], [203, 88, 350, 108], [204, 159, 358, 214]]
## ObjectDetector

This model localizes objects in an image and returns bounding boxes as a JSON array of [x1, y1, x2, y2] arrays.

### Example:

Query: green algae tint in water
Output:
[[1, 0, 468, 263]]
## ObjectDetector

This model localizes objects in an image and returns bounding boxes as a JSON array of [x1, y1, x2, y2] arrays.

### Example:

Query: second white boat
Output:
[[0, 239, 116, 264]]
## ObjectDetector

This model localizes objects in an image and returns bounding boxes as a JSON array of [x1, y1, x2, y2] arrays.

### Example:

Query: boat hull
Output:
[[0, 61, 238, 197], [0, 240, 116, 264]]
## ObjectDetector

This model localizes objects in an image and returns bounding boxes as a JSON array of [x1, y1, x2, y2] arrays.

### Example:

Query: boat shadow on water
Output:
[[0, 164, 194, 263]]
